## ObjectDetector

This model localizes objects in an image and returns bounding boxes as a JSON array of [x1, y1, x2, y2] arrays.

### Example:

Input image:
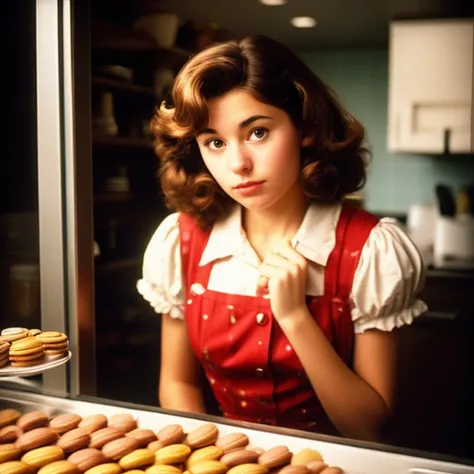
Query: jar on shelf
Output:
[[9, 263, 40, 324]]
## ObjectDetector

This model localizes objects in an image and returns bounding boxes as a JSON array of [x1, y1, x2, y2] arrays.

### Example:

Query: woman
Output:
[[137, 34, 427, 442]]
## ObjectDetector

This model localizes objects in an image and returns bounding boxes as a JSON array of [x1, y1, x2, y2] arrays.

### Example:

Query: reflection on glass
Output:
[[0, 1, 40, 332], [0, 1, 41, 384]]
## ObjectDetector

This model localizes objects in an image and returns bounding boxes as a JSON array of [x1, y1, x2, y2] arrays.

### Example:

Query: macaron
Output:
[[35, 332, 69, 358], [16, 411, 49, 432], [9, 337, 45, 367], [0, 340, 10, 368], [1, 328, 29, 343], [50, 414, 83, 434], [0, 408, 21, 428]]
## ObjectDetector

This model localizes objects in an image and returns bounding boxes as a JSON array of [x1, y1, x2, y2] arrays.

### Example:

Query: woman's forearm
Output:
[[279, 308, 391, 442], [159, 381, 207, 414]]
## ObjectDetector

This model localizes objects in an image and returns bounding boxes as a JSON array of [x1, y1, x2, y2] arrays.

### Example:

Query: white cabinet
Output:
[[387, 19, 474, 154]]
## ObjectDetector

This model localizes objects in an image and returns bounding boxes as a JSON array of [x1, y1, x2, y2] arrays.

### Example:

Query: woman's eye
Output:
[[249, 128, 267, 141], [206, 139, 225, 150]]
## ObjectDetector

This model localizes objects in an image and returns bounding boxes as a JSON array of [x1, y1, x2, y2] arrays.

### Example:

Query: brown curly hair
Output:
[[151, 34, 368, 229]]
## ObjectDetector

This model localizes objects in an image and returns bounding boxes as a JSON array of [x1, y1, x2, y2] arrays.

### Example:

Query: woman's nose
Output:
[[229, 145, 252, 174]]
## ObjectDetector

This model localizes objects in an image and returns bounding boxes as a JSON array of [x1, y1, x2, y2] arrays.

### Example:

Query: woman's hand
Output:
[[257, 240, 308, 323]]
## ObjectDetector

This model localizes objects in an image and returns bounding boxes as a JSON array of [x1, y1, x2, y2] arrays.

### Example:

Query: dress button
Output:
[[255, 368, 265, 377], [256, 312, 267, 325], [190, 282, 206, 295]]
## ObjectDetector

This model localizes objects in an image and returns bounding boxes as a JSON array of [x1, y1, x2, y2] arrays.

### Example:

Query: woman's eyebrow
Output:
[[196, 115, 273, 137], [239, 114, 273, 129]]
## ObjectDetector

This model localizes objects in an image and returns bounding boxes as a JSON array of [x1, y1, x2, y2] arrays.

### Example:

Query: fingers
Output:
[[277, 240, 307, 267], [262, 240, 306, 274], [256, 241, 307, 297]]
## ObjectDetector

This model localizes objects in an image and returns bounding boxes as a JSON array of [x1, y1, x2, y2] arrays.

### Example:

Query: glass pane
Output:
[[0, 2, 40, 337]]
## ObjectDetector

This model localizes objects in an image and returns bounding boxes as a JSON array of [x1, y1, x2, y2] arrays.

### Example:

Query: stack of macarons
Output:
[[0, 327, 69, 369], [35, 332, 69, 358], [9, 337, 45, 367]]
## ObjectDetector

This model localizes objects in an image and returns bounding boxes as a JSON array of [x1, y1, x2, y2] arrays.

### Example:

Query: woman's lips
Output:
[[234, 181, 265, 196]]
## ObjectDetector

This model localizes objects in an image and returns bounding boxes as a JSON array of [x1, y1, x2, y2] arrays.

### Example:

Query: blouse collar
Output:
[[199, 202, 342, 267]]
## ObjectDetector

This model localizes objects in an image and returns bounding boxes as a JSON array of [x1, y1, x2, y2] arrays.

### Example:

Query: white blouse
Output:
[[137, 202, 428, 333]]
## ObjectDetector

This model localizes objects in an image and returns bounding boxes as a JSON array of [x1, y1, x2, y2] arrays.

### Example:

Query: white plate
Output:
[[0, 351, 71, 377]]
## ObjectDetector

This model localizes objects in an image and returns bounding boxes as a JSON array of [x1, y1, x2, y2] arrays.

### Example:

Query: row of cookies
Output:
[[0, 409, 344, 473], [0, 328, 69, 369]]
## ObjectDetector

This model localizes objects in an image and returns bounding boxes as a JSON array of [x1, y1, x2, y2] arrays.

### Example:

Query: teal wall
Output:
[[297, 48, 474, 214]]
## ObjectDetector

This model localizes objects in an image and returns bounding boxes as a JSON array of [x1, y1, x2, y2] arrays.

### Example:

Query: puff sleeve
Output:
[[351, 218, 428, 334], [136, 213, 185, 319]]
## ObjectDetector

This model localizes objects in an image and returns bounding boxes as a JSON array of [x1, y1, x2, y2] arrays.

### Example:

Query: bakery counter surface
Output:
[[0, 385, 473, 474], [425, 268, 474, 282]]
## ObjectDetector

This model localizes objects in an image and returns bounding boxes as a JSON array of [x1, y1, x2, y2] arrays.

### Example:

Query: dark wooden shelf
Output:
[[92, 76, 156, 96], [92, 134, 154, 149], [91, 18, 191, 65]]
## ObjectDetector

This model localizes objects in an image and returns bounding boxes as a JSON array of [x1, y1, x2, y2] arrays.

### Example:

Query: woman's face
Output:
[[196, 89, 308, 213]]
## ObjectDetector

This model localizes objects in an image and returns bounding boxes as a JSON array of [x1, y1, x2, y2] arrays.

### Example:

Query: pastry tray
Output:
[[0, 351, 71, 377]]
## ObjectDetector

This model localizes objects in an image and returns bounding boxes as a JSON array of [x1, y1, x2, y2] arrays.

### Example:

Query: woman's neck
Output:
[[242, 190, 307, 261]]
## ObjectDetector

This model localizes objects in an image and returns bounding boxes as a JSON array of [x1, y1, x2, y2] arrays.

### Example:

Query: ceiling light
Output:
[[259, 0, 286, 5], [290, 16, 317, 28]]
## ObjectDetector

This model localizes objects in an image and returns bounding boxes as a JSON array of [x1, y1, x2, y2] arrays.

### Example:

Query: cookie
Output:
[[258, 446, 292, 470], [0, 340, 10, 356], [156, 425, 184, 447], [0, 425, 23, 443], [36, 331, 68, 344], [10, 336, 44, 355], [101, 437, 139, 461], [67, 448, 106, 472], [0, 443, 22, 463], [220, 449, 259, 468], [10, 358, 45, 367], [21, 446, 65, 470], [216, 432, 249, 453], [108, 413, 137, 433], [88, 427, 123, 450], [0, 408, 21, 428], [0, 354, 9, 368], [1, 328, 29, 343], [77, 414, 108, 435], [125, 429, 157, 447], [16, 411, 49, 432], [0, 460, 33, 474], [50, 414, 82, 434], [15, 427, 59, 452], [57, 428, 91, 453], [9, 337, 45, 366], [44, 341, 69, 352], [185, 423, 218, 449], [28, 329, 42, 337]]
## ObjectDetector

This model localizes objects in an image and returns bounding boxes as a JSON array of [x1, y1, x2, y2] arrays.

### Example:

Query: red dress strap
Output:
[[325, 203, 380, 298], [324, 203, 379, 365], [178, 213, 212, 296]]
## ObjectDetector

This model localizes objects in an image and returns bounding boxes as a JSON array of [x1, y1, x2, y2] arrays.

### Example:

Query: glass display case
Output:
[[1, 2, 473, 474]]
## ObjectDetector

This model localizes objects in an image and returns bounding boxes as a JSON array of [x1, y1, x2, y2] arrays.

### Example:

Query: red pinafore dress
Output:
[[179, 203, 379, 433]]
